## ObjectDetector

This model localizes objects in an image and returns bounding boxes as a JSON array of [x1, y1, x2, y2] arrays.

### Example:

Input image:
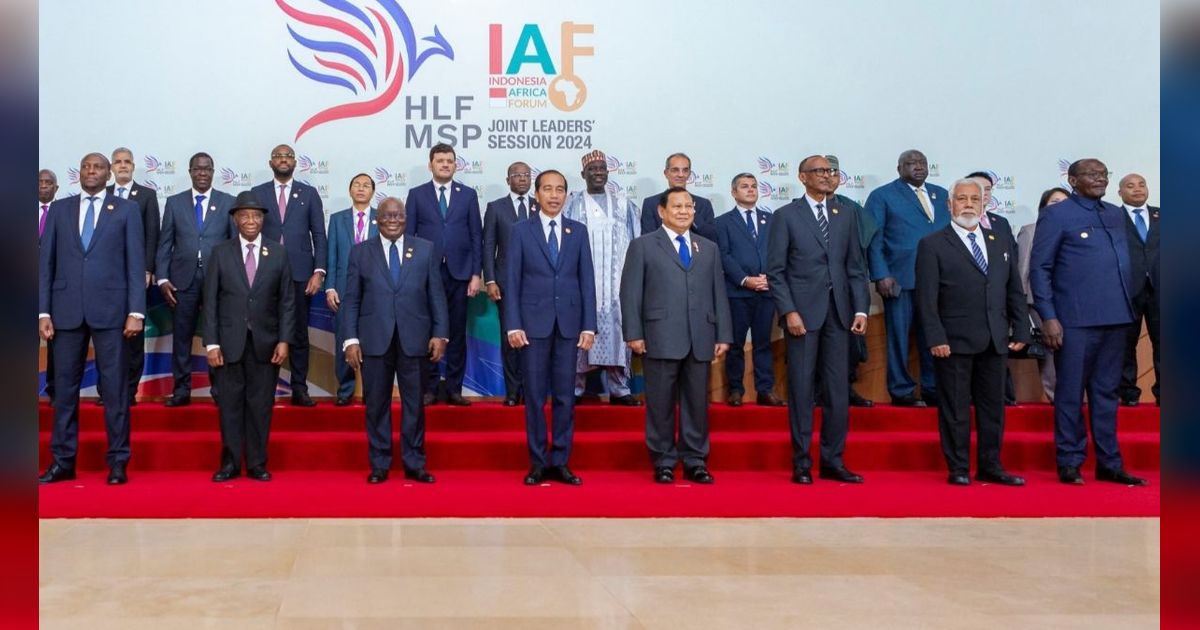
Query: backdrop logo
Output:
[[278, 0, 454, 141], [220, 168, 252, 187], [297, 155, 330, 174], [143, 179, 176, 197], [758, 181, 793, 200], [757, 157, 789, 177], [488, 22, 594, 111], [987, 170, 1016, 190], [928, 163, 940, 177], [455, 155, 483, 174], [1058, 158, 1072, 177], [144, 155, 175, 174], [687, 171, 713, 188], [67, 168, 80, 185], [299, 179, 330, 198], [838, 170, 866, 188], [373, 167, 407, 186], [605, 180, 636, 198]]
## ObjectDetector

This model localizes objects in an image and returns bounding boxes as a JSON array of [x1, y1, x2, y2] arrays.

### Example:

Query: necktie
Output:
[[547, 219, 559, 265], [39, 204, 48, 238], [389, 240, 402, 286], [676, 235, 691, 268], [980, 213, 992, 230], [81, 196, 97, 248], [1133, 208, 1148, 242], [244, 243, 257, 286], [277, 184, 288, 222], [915, 187, 934, 222], [745, 210, 756, 239], [117, 186, 127, 199], [355, 212, 366, 244], [815, 203, 829, 243], [438, 186, 449, 218], [195, 194, 206, 228], [968, 232, 988, 274], [517, 196, 528, 220]]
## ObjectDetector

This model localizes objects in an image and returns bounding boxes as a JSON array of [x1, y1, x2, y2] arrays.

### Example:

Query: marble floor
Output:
[[39, 517, 1159, 629]]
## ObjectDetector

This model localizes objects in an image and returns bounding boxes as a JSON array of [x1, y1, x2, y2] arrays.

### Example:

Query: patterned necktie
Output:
[[81, 196, 97, 248], [438, 186, 448, 218], [547, 219, 559, 265], [815, 203, 830, 243], [277, 184, 288, 222], [1133, 208, 1148, 242], [968, 232, 988, 274], [355, 212, 366, 244], [117, 186, 127, 199], [195, 194, 206, 228], [915, 187, 934, 222], [244, 243, 257, 286], [744, 210, 756, 239], [39, 204, 48, 238], [676, 235, 691, 268], [389, 240, 402, 286], [517, 196, 527, 220]]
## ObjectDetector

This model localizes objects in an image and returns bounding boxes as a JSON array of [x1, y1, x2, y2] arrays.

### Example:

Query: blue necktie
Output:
[[968, 232, 988, 274], [195, 194, 206, 228], [117, 186, 127, 199], [438, 186, 448, 218], [677, 235, 691, 268], [389, 240, 401, 286], [744, 210, 756, 239], [81, 196, 97, 249], [1133, 208, 1148, 242], [547, 219, 559, 265]]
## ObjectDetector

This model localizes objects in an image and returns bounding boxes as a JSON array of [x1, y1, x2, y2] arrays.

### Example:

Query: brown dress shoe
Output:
[[726, 392, 743, 407], [756, 392, 786, 406]]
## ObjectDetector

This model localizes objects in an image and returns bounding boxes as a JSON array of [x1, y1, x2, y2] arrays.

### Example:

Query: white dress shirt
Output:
[[1123, 205, 1149, 229], [663, 224, 692, 253], [432, 179, 454, 208], [951, 220, 988, 266], [113, 181, 133, 199]]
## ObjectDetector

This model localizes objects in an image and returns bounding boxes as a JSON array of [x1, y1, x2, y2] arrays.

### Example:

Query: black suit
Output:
[[641, 191, 718, 242], [1119, 205, 1160, 402], [203, 237, 296, 472], [915, 224, 1030, 475], [986, 211, 1018, 404], [766, 196, 869, 471], [106, 181, 160, 403], [483, 194, 537, 398]]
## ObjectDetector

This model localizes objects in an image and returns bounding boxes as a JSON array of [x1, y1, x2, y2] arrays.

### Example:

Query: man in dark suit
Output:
[[39, 152, 145, 485], [39, 168, 59, 403], [966, 171, 1018, 405], [1031, 158, 1147, 486], [714, 173, 783, 407], [766, 156, 870, 485], [156, 152, 235, 406], [105, 147, 160, 407], [506, 170, 597, 485], [640, 153, 718, 241], [483, 161, 537, 406], [324, 173, 378, 406], [1115, 173, 1159, 406], [251, 144, 327, 407], [342, 197, 447, 484], [622, 187, 732, 484], [865, 149, 950, 407], [916, 179, 1030, 486], [405, 142, 483, 406], [204, 192, 295, 482]]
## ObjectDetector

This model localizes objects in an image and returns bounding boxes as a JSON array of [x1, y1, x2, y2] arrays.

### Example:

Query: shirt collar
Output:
[[238, 234, 263, 249], [192, 188, 212, 200], [662, 225, 690, 244], [510, 191, 528, 205], [273, 178, 292, 189], [906, 181, 926, 194], [380, 233, 403, 247], [539, 211, 563, 229], [805, 193, 829, 210], [950, 220, 982, 240]]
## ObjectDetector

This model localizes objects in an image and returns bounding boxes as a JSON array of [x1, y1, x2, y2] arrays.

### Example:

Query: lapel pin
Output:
[[292, 192, 299, 199], [930, 193, 937, 200], [1004, 252, 1009, 262], [564, 227, 572, 234], [831, 208, 839, 215], [131, 190, 138, 197], [760, 218, 766, 224], [209, 205, 215, 212], [262, 247, 269, 256], [405, 251, 413, 259], [106, 204, 114, 210], [1152, 211, 1159, 218], [1080, 232, 1089, 239], [693, 241, 700, 253], [988, 234, 995, 240], [454, 186, 461, 192]]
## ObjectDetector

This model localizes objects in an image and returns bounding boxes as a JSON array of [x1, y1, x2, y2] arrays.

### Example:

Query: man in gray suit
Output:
[[621, 187, 732, 485], [766, 155, 870, 485]]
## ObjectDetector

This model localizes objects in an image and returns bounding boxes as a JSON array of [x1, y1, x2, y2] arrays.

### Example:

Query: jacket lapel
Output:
[[370, 239, 398, 290], [797, 198, 828, 251], [86, 193, 118, 253], [943, 227, 985, 276], [655, 228, 688, 272], [982, 228, 1005, 280]]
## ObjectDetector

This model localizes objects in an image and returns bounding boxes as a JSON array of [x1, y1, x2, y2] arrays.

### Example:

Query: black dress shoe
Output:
[[446, 393, 472, 406], [575, 393, 601, 405], [976, 470, 1026, 486], [423, 392, 438, 406], [1057, 466, 1084, 485], [503, 395, 520, 406], [849, 389, 874, 407], [654, 467, 674, 484], [247, 467, 272, 482], [792, 468, 813, 484], [335, 396, 352, 407], [553, 466, 583, 485], [524, 467, 545, 485], [366, 469, 388, 483], [404, 468, 436, 483], [609, 394, 642, 406], [684, 466, 714, 484], [1096, 467, 1149, 486], [38, 463, 75, 484], [920, 393, 940, 407], [819, 466, 864, 483], [756, 392, 786, 407], [107, 463, 128, 485], [947, 473, 971, 486], [212, 467, 240, 482], [726, 391, 743, 407], [164, 396, 191, 407], [291, 392, 317, 407], [890, 394, 926, 408]]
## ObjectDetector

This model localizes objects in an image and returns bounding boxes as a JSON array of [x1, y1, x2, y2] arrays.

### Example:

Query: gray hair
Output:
[[664, 152, 691, 169], [111, 146, 134, 159], [949, 178, 984, 198], [39, 168, 58, 183], [730, 172, 756, 188]]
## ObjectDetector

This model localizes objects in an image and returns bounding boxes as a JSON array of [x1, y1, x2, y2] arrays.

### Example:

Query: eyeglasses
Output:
[[271, 153, 295, 159], [507, 171, 532, 179], [801, 168, 840, 177]]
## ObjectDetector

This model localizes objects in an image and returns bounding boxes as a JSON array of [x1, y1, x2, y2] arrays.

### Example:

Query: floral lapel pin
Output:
[[130, 189, 138, 197]]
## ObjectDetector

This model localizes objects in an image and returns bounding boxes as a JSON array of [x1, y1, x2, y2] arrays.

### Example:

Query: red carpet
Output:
[[38, 402, 1159, 518]]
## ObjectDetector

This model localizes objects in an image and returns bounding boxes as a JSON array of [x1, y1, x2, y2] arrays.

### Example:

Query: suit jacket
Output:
[[107, 181, 160, 273], [482, 194, 538, 287], [1121, 204, 1160, 296], [714, 206, 772, 298], [641, 190, 717, 242], [505, 216, 597, 339], [1030, 194, 1134, 328], [39, 194, 146, 329], [864, 178, 950, 288], [1016, 222, 1036, 304], [404, 180, 482, 281], [252, 179, 328, 282], [620, 228, 733, 360], [765, 196, 869, 329], [155, 189, 235, 291], [340, 236, 448, 357], [324, 207, 378, 296], [202, 238, 296, 363], [915, 225, 1030, 355]]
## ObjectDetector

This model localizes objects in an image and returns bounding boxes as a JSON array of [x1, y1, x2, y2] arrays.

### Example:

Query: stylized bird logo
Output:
[[838, 170, 851, 186], [757, 181, 775, 197], [757, 157, 775, 174], [67, 168, 80, 185], [373, 167, 392, 183], [143, 179, 161, 192], [1057, 159, 1072, 177], [278, 0, 454, 141], [373, 191, 388, 204], [298, 155, 316, 172], [220, 168, 240, 186], [605, 156, 620, 172], [454, 156, 469, 172], [144, 156, 163, 172], [604, 181, 623, 195]]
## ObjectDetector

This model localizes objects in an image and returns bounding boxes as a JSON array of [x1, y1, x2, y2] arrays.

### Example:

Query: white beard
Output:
[[952, 214, 980, 230]]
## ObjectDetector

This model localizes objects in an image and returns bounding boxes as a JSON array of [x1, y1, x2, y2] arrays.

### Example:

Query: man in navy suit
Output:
[[39, 169, 59, 403], [483, 161, 536, 406], [324, 173, 378, 406], [252, 144, 327, 406], [865, 149, 949, 407], [1115, 173, 1159, 407], [39, 152, 145, 485], [342, 198, 447, 484], [1031, 158, 1147, 486], [405, 142, 482, 406], [156, 152, 235, 406], [505, 170, 597, 486], [714, 173, 782, 407], [641, 153, 718, 241]]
